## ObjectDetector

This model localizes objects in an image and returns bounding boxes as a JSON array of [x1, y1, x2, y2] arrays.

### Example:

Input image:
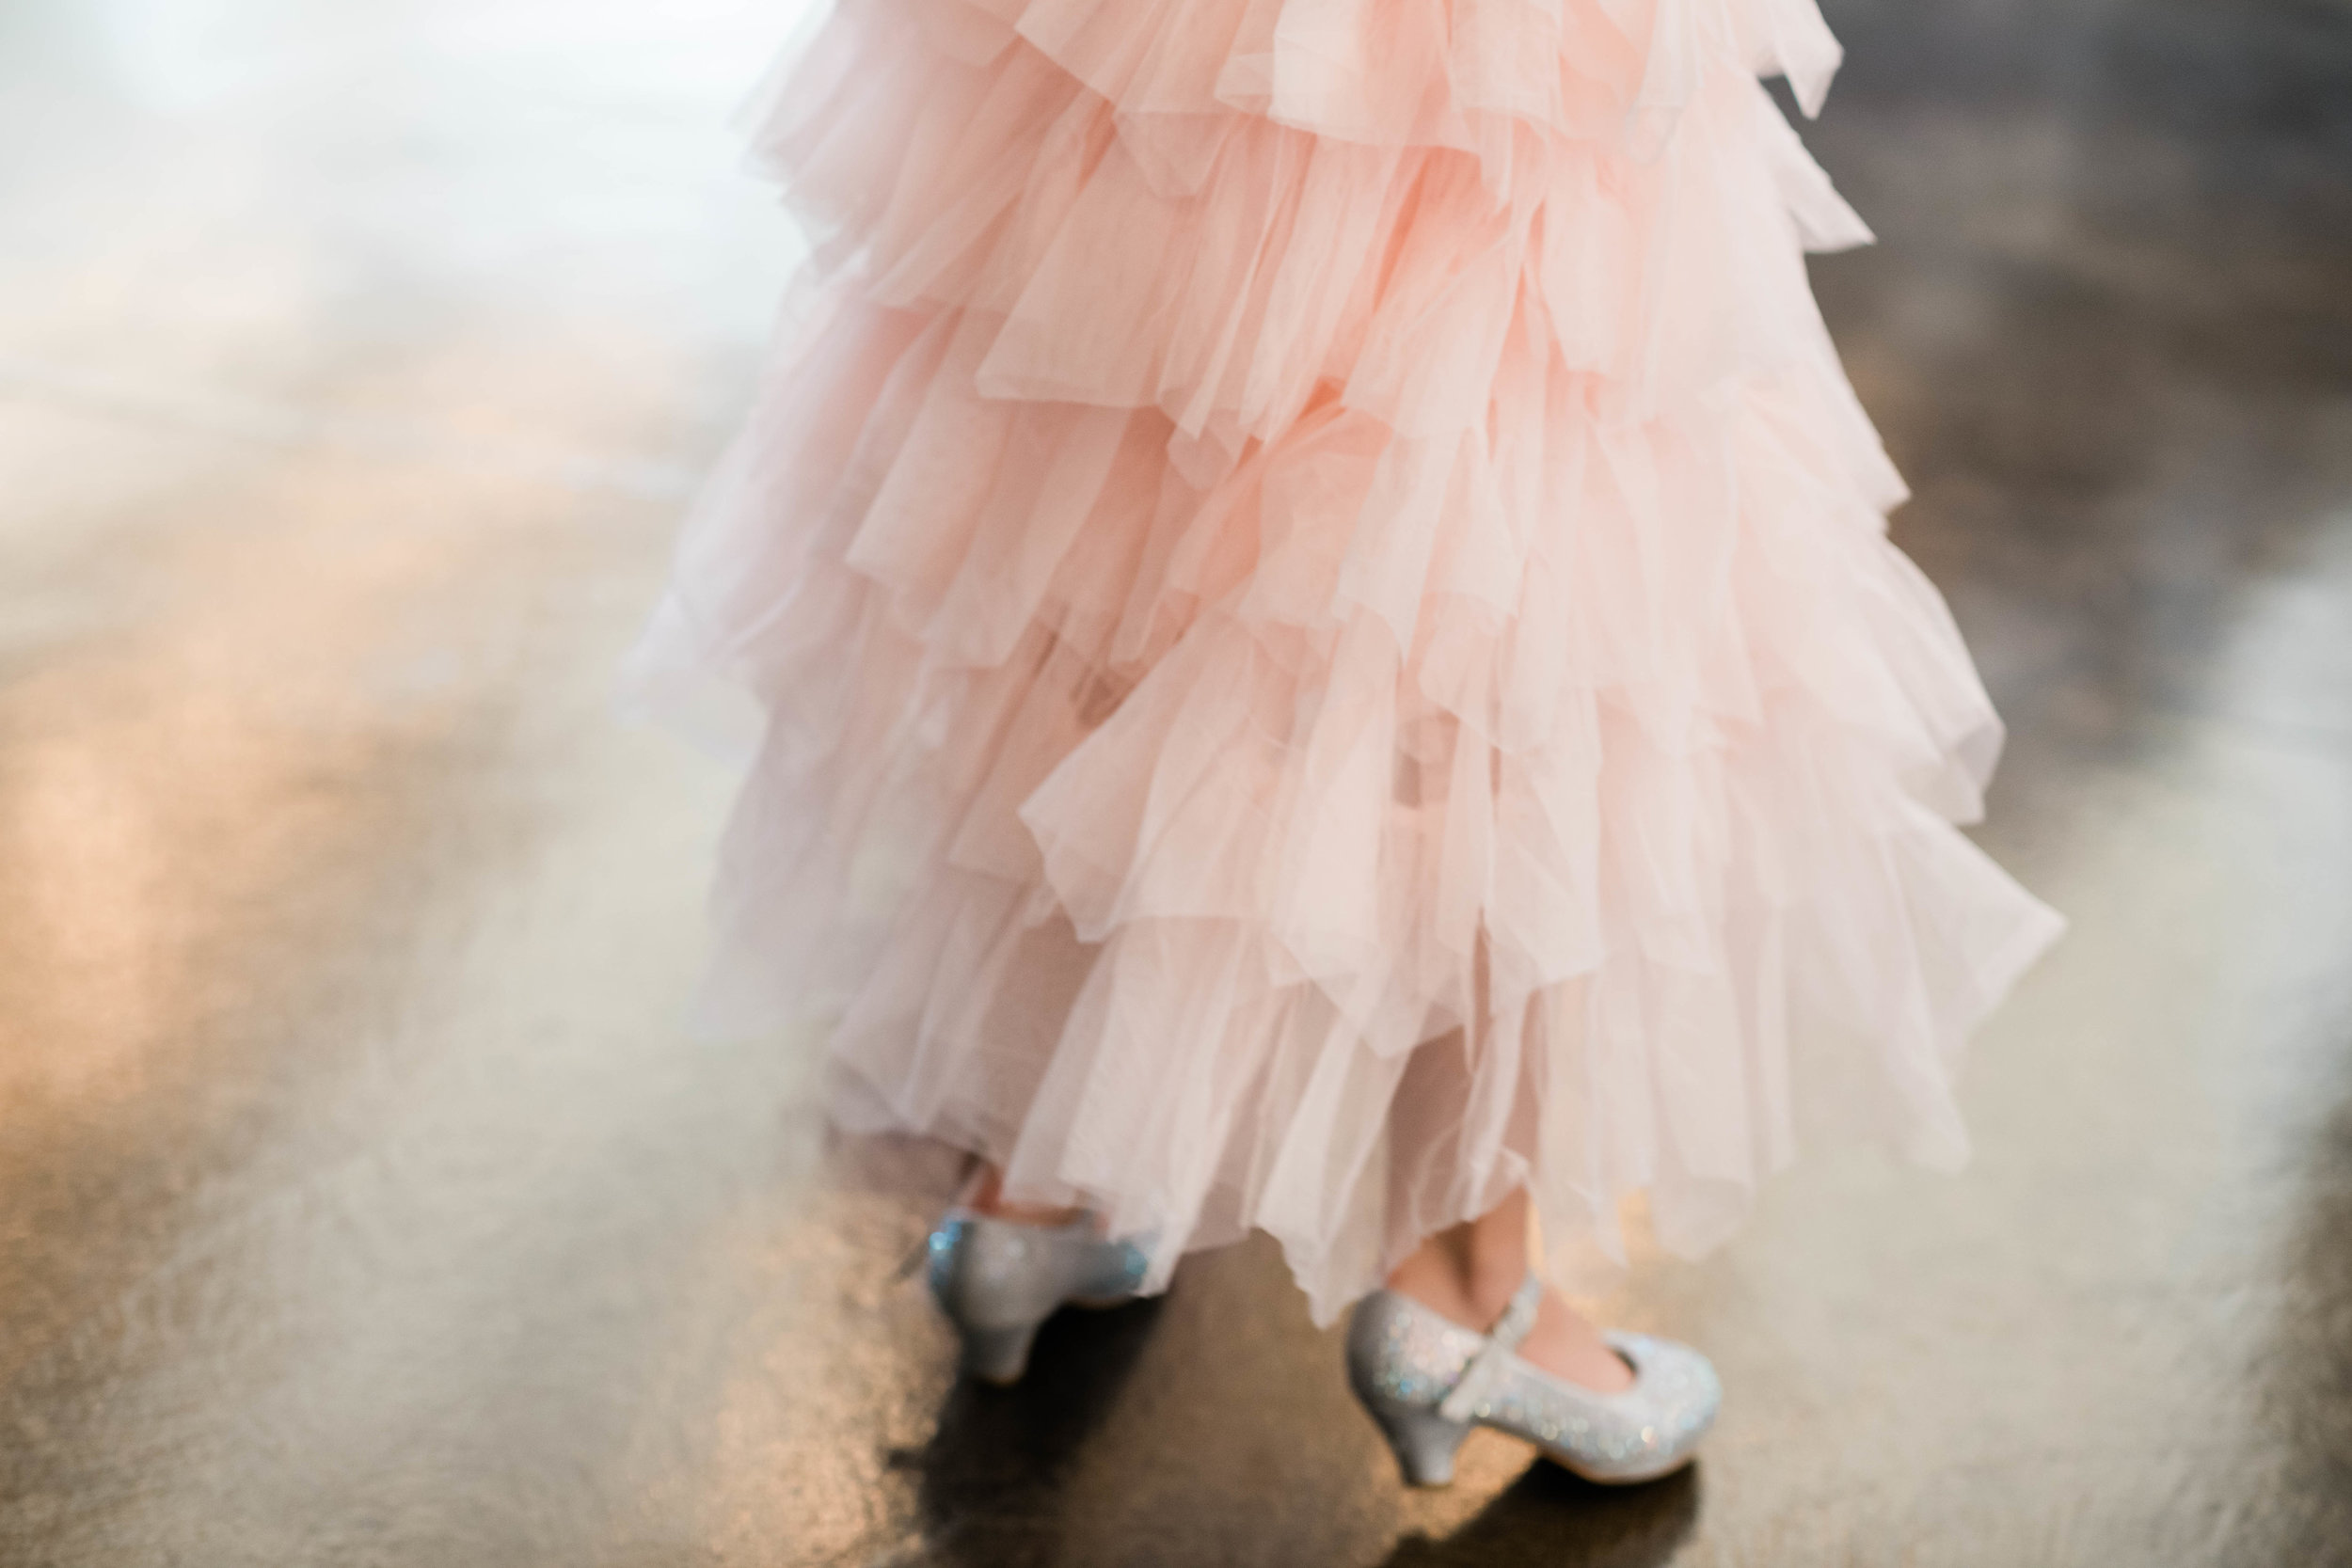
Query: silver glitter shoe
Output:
[[925, 1207, 1151, 1385], [1345, 1275, 1721, 1486]]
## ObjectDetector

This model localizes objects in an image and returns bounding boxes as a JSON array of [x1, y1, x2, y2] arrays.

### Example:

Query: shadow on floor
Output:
[[890, 1273, 1699, 1568], [1377, 1463, 1700, 1568], [890, 1297, 1166, 1566]]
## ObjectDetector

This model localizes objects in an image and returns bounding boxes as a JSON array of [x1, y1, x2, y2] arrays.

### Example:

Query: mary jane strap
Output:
[[1435, 1273, 1545, 1422]]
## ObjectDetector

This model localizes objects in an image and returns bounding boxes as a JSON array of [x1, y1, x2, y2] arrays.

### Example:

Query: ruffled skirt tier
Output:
[[626, 0, 2064, 1320]]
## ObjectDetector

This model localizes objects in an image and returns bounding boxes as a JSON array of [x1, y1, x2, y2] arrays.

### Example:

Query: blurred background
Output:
[[1, 1, 2347, 1564]]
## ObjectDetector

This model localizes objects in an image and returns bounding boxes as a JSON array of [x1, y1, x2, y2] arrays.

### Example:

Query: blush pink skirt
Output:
[[623, 0, 2067, 1323]]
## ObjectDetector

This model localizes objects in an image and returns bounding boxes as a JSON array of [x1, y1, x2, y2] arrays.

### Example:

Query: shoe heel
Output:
[[957, 1318, 1043, 1386], [1361, 1393, 1470, 1487]]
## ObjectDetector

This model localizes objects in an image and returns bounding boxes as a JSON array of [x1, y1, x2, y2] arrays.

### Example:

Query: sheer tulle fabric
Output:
[[624, 0, 2064, 1322]]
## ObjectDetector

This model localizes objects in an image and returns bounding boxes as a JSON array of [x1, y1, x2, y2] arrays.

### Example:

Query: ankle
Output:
[[1387, 1248, 1528, 1332], [1460, 1260, 1531, 1323], [967, 1164, 1084, 1227], [1386, 1189, 1536, 1330]]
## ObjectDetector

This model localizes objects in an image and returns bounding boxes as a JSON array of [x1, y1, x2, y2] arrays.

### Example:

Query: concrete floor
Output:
[[2, 1, 2348, 1563]]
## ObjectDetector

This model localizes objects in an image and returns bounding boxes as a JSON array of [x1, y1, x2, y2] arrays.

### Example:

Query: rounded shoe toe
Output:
[[1584, 1332, 1720, 1482]]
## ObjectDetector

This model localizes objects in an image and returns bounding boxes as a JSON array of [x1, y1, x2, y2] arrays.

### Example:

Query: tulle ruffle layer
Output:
[[628, 294, 2062, 1319], [758, 0, 1872, 458], [756, 0, 1849, 195], [623, 0, 2063, 1319]]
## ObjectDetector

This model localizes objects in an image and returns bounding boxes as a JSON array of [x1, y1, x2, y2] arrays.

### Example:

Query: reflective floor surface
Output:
[[2, 1, 2348, 1564]]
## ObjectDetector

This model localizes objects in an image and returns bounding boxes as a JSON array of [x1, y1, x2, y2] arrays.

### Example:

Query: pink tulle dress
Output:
[[623, 0, 2066, 1323]]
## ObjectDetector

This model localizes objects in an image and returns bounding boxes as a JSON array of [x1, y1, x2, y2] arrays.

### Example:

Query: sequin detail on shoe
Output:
[[1344, 1279, 1722, 1485], [1364, 1300, 1483, 1405], [924, 1216, 969, 1302], [924, 1208, 1152, 1382]]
